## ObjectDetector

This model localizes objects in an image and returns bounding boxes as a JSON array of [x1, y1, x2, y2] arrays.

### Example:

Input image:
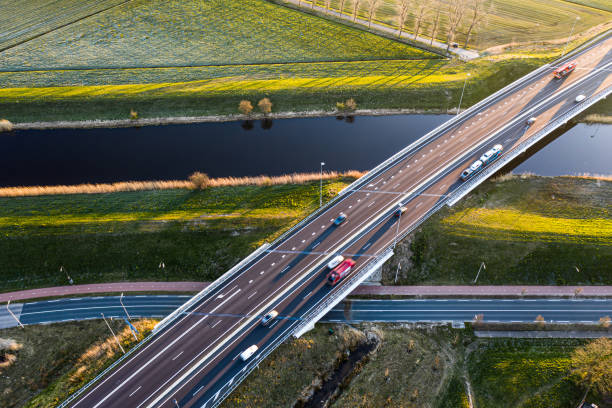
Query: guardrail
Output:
[[293, 248, 395, 338], [152, 243, 270, 334], [447, 84, 612, 206]]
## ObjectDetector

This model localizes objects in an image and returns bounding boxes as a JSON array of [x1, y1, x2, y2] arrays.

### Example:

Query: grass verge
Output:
[[0, 177, 354, 293], [383, 175, 612, 286], [0, 318, 156, 408]]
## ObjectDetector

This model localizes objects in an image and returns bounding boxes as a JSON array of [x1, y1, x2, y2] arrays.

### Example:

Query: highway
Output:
[[64, 34, 612, 408], [3, 296, 612, 328]]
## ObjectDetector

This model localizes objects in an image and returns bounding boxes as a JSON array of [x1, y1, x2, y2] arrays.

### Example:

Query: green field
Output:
[[384, 175, 612, 286], [310, 0, 612, 49], [0, 0, 433, 71], [0, 0, 128, 51], [467, 338, 598, 408], [0, 178, 352, 293]]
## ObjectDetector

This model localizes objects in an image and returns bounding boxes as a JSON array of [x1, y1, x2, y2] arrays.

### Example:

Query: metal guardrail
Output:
[[293, 248, 395, 338], [447, 85, 612, 206], [152, 243, 270, 334]]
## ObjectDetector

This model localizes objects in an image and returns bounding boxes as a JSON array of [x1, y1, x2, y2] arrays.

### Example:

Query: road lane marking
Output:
[[129, 386, 142, 398], [172, 351, 184, 361], [248, 291, 257, 300]]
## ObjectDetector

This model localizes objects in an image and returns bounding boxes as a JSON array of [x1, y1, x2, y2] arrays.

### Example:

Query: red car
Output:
[[326, 259, 355, 285]]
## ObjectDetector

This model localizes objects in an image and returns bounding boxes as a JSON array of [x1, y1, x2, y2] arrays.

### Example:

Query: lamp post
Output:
[[6, 300, 24, 329], [319, 162, 325, 207], [457, 73, 471, 114], [101, 313, 125, 354], [119, 292, 132, 321], [562, 16, 580, 57]]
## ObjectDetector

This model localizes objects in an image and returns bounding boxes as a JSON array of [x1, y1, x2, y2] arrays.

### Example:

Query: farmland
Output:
[[384, 175, 612, 286], [300, 0, 612, 50]]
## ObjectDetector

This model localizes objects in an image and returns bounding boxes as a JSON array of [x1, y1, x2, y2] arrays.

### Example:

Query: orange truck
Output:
[[553, 61, 577, 79]]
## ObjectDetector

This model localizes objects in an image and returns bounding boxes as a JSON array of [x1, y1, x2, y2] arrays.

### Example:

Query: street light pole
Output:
[[119, 292, 132, 321], [6, 300, 24, 329], [101, 313, 125, 354], [457, 73, 470, 114], [319, 162, 325, 207], [562, 16, 580, 57]]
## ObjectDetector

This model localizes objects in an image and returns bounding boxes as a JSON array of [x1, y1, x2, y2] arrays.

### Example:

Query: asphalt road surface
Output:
[[3, 296, 612, 329], [66, 35, 612, 408]]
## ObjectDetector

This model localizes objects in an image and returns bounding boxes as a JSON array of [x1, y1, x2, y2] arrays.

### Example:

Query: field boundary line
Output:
[[0, 0, 135, 53]]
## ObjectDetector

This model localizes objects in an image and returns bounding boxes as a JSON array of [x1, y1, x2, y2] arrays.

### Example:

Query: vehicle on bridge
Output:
[[334, 212, 347, 225], [394, 206, 407, 217], [240, 345, 258, 361], [261, 310, 278, 326], [327, 255, 344, 269], [575, 94, 586, 102], [553, 61, 577, 79], [327, 258, 355, 285], [460, 144, 503, 181], [526, 116, 537, 126]]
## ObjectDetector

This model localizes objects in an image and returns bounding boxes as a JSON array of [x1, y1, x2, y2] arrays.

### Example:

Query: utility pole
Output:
[[173, 399, 180, 408], [319, 162, 325, 207], [562, 16, 580, 57], [394, 262, 401, 283], [6, 300, 24, 329], [457, 73, 470, 114], [473, 261, 486, 283], [119, 292, 132, 321], [101, 313, 125, 354]]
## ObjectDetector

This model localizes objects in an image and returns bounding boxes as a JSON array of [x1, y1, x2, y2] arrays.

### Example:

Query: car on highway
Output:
[[240, 345, 258, 361], [327, 258, 355, 285], [460, 160, 483, 181], [261, 310, 278, 326], [327, 255, 344, 269], [479, 144, 503, 166], [394, 206, 407, 217], [553, 61, 577, 79], [575, 94, 586, 102], [333, 213, 347, 225], [526, 117, 537, 126]]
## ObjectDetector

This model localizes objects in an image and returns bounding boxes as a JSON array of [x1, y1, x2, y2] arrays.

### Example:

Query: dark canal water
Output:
[[1, 114, 610, 187]]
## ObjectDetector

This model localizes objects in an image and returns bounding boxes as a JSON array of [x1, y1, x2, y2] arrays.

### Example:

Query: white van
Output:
[[240, 345, 258, 361]]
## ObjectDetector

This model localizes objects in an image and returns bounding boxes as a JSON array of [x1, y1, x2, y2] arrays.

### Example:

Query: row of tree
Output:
[[302, 0, 489, 50]]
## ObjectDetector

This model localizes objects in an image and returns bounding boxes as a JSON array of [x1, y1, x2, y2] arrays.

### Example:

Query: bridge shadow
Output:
[[353, 216, 397, 259]]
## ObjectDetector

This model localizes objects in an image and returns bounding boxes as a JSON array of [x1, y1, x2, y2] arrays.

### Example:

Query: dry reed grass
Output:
[[0, 338, 23, 370], [0, 170, 365, 197], [69, 319, 156, 384], [0, 119, 13, 132], [563, 173, 612, 181], [583, 114, 612, 124]]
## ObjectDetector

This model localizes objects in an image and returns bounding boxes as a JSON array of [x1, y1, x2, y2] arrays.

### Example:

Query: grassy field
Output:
[[0, 0, 433, 71], [0, 0, 128, 51], [304, 0, 612, 50], [333, 325, 467, 408], [0, 56, 545, 123], [0, 318, 155, 408], [384, 175, 612, 286], [467, 338, 603, 408], [0, 177, 353, 293]]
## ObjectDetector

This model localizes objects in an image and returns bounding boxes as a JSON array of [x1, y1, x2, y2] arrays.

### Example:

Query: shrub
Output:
[[0, 119, 13, 132], [599, 316, 611, 328], [130, 109, 138, 120], [535, 314, 546, 327], [345, 98, 357, 111], [238, 100, 254, 115], [258, 97, 273, 115], [189, 172, 210, 189], [336, 101, 346, 111]]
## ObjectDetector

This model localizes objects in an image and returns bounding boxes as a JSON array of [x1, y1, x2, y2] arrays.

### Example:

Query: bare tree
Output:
[[258, 97, 273, 115], [429, 0, 443, 46], [463, 0, 487, 48], [352, 0, 362, 22], [311, 0, 316, 9], [324, 0, 332, 13], [238, 100, 253, 116], [446, 0, 467, 52], [366, 0, 381, 28], [413, 2, 428, 40], [396, 0, 411, 37], [338, 0, 348, 15]]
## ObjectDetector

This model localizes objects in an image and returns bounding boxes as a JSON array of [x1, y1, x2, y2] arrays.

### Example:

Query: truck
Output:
[[326, 258, 355, 285], [460, 144, 503, 181], [553, 61, 577, 79]]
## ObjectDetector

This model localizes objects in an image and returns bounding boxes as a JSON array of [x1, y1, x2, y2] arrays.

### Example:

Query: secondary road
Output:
[[3, 296, 611, 329], [66, 35, 612, 408]]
